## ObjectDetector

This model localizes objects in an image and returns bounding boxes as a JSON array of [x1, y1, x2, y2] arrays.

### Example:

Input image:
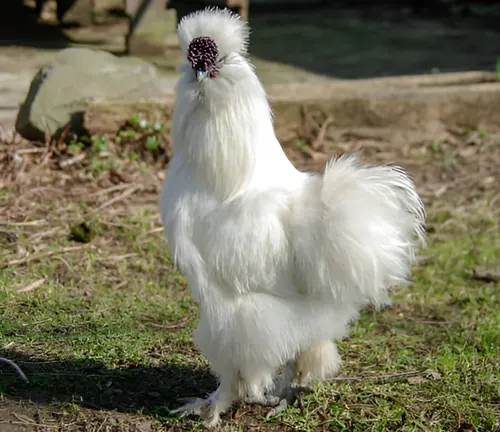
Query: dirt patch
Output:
[[0, 123, 499, 430]]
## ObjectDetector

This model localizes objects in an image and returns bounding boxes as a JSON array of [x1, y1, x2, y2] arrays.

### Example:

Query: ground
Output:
[[1, 3, 500, 432], [0, 110, 499, 431]]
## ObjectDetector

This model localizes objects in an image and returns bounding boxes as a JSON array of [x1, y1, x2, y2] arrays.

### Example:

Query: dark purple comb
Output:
[[187, 36, 219, 72]]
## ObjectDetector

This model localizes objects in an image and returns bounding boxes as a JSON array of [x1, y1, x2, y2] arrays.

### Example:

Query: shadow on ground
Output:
[[0, 350, 216, 416], [0, 302, 458, 416]]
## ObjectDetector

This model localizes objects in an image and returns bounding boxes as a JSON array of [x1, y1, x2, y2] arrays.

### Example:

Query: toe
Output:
[[295, 384, 314, 395], [244, 394, 281, 407], [265, 398, 288, 418], [203, 415, 221, 429], [170, 397, 207, 415]]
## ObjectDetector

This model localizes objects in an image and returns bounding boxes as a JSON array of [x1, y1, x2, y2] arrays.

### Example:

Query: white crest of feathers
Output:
[[177, 7, 250, 58]]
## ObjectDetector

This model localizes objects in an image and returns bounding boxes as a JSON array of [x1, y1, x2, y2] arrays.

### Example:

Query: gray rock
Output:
[[15, 48, 167, 141], [58, 0, 93, 26]]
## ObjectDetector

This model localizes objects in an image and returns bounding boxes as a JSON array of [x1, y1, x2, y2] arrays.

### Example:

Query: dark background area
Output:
[[1, 0, 500, 79]]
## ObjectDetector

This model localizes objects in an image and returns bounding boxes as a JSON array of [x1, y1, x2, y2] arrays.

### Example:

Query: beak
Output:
[[196, 70, 209, 82]]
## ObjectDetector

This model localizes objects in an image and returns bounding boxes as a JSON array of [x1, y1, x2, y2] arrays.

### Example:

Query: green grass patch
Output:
[[0, 201, 499, 431]]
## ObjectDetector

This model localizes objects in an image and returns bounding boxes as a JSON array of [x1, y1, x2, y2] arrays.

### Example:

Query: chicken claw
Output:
[[265, 384, 315, 419], [170, 395, 220, 428]]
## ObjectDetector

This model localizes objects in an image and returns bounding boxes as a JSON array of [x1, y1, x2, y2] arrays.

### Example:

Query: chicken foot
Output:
[[170, 382, 234, 428], [240, 360, 314, 418], [170, 360, 314, 426]]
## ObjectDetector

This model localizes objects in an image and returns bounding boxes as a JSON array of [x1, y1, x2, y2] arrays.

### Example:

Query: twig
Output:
[[138, 227, 164, 238], [0, 219, 47, 227], [89, 183, 132, 197], [0, 421, 41, 426], [28, 227, 65, 241], [12, 412, 36, 425], [311, 116, 335, 150], [147, 320, 189, 330], [97, 253, 138, 262], [0, 358, 29, 382], [10, 413, 59, 430], [14, 148, 46, 155], [90, 185, 141, 214], [1, 245, 90, 268], [96, 416, 109, 432], [59, 153, 86, 168], [330, 369, 431, 382], [17, 277, 46, 293], [56, 123, 71, 150]]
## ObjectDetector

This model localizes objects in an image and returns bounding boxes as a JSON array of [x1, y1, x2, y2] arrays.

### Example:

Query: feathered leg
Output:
[[296, 340, 341, 386], [170, 376, 235, 428], [240, 359, 316, 418], [255, 341, 341, 417]]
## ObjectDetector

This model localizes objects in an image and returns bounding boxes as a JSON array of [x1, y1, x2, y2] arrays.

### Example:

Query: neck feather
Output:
[[173, 75, 278, 200]]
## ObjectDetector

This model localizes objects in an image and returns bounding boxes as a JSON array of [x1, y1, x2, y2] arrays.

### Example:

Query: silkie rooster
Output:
[[160, 8, 426, 428]]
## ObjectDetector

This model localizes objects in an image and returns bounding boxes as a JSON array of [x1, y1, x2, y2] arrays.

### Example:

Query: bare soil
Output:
[[0, 4, 499, 431]]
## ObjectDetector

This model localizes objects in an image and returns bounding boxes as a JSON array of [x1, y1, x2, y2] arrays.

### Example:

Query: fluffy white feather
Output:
[[177, 6, 249, 57], [160, 7, 426, 428]]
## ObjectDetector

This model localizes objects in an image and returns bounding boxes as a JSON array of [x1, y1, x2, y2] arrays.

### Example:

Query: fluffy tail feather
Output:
[[293, 154, 425, 306]]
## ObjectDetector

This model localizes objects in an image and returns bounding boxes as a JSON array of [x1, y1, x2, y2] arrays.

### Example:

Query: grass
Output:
[[0, 124, 499, 431]]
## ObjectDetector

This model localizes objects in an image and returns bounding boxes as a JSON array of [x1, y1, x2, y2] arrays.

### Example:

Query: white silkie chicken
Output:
[[160, 8, 426, 428]]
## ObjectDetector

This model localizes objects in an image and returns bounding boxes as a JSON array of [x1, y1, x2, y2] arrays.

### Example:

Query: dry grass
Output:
[[0, 115, 499, 431]]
